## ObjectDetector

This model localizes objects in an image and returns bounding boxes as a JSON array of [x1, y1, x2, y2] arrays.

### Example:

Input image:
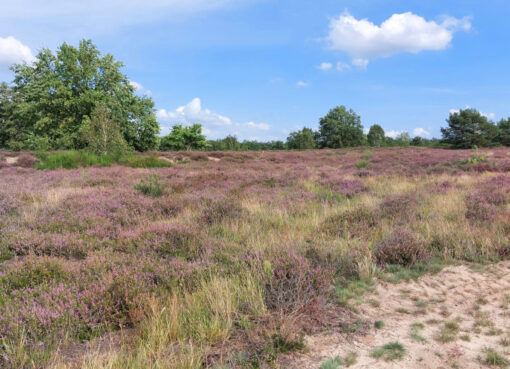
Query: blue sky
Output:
[[1, 0, 509, 141]]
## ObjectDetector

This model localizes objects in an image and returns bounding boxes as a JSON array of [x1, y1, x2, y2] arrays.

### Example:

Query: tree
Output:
[[441, 109, 499, 148], [367, 124, 385, 147], [317, 106, 365, 148], [81, 104, 127, 155], [286, 127, 316, 150], [1, 40, 159, 151], [394, 132, 411, 146], [159, 123, 208, 151], [497, 118, 510, 146]]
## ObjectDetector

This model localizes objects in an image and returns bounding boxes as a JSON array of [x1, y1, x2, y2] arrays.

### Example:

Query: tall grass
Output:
[[36, 151, 172, 170]]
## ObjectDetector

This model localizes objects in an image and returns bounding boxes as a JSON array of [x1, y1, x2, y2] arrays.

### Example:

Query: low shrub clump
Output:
[[264, 251, 333, 312], [201, 198, 244, 225], [373, 228, 429, 267]]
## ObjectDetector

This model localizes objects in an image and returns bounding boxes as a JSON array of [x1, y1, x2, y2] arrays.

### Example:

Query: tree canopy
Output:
[[286, 127, 316, 150], [441, 109, 499, 149], [317, 106, 365, 148], [367, 124, 385, 147], [159, 123, 208, 151], [0, 40, 159, 151]]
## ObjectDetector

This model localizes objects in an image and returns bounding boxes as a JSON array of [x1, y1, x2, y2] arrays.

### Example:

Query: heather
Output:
[[0, 147, 509, 368]]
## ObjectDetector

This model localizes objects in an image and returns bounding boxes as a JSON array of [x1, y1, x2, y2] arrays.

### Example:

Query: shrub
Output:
[[17, 153, 35, 168], [373, 228, 428, 267], [264, 251, 333, 312], [465, 192, 499, 221], [202, 198, 244, 225], [143, 224, 207, 260], [379, 193, 417, 222], [321, 207, 380, 239], [135, 175, 164, 197]]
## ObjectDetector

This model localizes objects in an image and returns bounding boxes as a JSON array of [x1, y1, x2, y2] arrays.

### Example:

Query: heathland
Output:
[[0, 147, 509, 368]]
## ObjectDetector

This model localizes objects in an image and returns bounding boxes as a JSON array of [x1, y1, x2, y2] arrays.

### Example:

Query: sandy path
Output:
[[287, 261, 510, 368]]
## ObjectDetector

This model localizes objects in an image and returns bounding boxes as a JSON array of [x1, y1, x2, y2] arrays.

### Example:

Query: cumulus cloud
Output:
[[157, 98, 272, 139], [317, 62, 333, 71], [157, 98, 232, 127], [0, 36, 34, 69], [413, 127, 431, 137], [327, 11, 471, 67], [385, 130, 402, 139], [296, 81, 308, 87]]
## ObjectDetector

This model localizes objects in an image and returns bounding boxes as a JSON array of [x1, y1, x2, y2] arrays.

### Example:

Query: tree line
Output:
[[1, 40, 509, 152]]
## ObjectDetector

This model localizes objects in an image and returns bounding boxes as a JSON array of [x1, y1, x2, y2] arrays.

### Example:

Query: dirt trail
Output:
[[287, 261, 510, 369]]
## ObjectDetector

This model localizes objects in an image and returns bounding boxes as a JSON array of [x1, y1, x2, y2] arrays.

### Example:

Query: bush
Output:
[[379, 193, 417, 222], [135, 175, 164, 197], [373, 228, 428, 267], [202, 198, 244, 225], [17, 153, 35, 168], [321, 207, 380, 239], [264, 251, 333, 312], [465, 192, 499, 221]]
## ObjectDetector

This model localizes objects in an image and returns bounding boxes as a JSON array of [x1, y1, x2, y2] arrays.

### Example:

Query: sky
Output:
[[0, 0, 509, 141]]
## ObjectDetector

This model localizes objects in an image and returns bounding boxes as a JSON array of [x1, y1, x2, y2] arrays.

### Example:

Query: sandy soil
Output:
[[286, 261, 510, 369]]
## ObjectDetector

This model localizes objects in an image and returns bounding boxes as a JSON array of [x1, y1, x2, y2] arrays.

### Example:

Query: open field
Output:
[[0, 147, 510, 368]]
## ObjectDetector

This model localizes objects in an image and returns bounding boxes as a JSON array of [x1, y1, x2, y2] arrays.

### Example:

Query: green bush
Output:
[[135, 175, 164, 197]]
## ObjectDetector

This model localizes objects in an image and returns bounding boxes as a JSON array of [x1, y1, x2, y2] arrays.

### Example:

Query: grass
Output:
[[434, 320, 460, 343], [374, 320, 385, 329], [319, 352, 357, 369], [483, 348, 510, 368], [370, 342, 406, 361], [135, 175, 164, 197], [1, 147, 509, 368], [36, 151, 172, 169]]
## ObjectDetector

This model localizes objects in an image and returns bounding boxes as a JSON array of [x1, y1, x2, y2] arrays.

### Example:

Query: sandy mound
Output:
[[287, 261, 510, 368]]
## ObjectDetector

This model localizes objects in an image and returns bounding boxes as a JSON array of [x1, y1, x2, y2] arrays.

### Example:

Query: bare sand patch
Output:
[[285, 261, 510, 368]]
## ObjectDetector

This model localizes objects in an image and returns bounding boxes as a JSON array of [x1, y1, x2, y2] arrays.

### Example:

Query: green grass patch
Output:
[[36, 151, 172, 169], [483, 348, 509, 368], [370, 342, 406, 361], [135, 175, 164, 197]]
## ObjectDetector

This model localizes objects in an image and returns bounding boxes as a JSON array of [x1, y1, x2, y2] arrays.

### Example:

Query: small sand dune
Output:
[[288, 261, 510, 368]]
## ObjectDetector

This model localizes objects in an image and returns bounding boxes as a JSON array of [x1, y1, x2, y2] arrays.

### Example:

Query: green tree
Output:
[[1, 40, 159, 151], [497, 118, 510, 146], [317, 106, 365, 148], [441, 109, 498, 148], [367, 124, 385, 147], [394, 132, 411, 146], [286, 127, 316, 150], [159, 123, 208, 151], [81, 104, 127, 155]]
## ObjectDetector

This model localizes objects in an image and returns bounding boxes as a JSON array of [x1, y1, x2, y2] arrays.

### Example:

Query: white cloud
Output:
[[317, 62, 333, 71], [385, 130, 402, 139], [157, 98, 272, 139], [413, 127, 430, 137], [336, 61, 351, 72], [157, 98, 232, 127], [0, 36, 34, 69], [296, 81, 308, 87], [327, 11, 471, 67]]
